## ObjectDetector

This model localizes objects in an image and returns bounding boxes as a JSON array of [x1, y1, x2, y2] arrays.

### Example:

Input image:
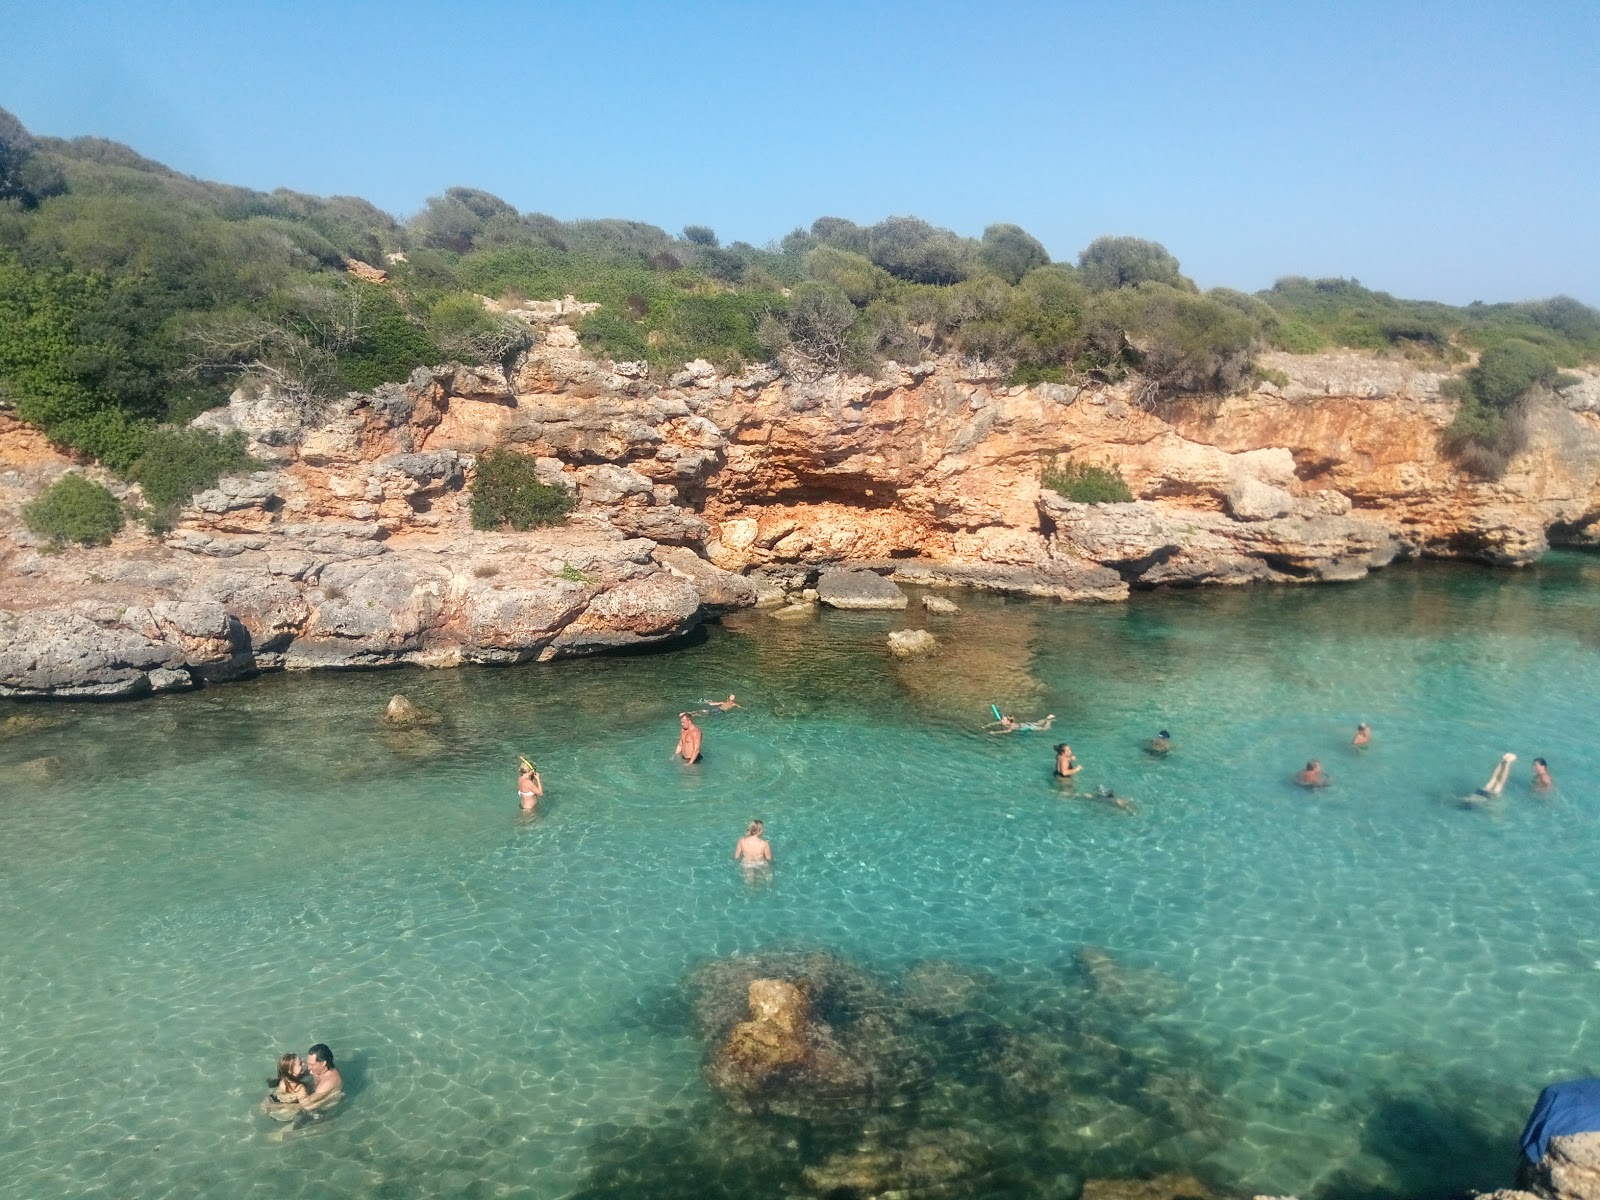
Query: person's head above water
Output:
[[746, 820, 763, 836], [1054, 743, 1068, 754], [1535, 757, 1548, 768], [679, 712, 694, 727], [1306, 760, 1320, 771], [273, 1053, 303, 1087], [307, 1044, 334, 1071], [1158, 730, 1170, 739]]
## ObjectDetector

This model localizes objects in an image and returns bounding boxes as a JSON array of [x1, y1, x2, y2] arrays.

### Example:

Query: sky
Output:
[[3, 0, 1597, 305]]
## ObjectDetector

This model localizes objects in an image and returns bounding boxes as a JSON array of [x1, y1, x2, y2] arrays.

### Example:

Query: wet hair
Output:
[[1054, 744, 1068, 754], [307, 1044, 334, 1069], [1157, 730, 1170, 739], [746, 820, 763, 836], [269, 1053, 302, 1089], [1535, 757, 1548, 768], [1305, 760, 1319, 771]]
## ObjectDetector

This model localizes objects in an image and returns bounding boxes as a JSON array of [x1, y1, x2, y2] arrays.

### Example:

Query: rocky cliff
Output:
[[3, 320, 1598, 698]]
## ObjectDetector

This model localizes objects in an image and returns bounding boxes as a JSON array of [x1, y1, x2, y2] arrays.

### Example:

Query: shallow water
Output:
[[2, 555, 1599, 1200]]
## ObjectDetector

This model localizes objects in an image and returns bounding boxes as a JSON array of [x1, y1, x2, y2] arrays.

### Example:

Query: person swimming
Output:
[[1462, 752, 1516, 808], [1295, 760, 1330, 788], [1352, 723, 1372, 748], [517, 756, 543, 811], [701, 694, 742, 712], [990, 713, 1055, 734], [1088, 785, 1135, 813], [261, 1053, 309, 1121], [1533, 757, 1553, 791], [734, 820, 772, 871], [1145, 730, 1172, 757], [1054, 744, 1082, 781]]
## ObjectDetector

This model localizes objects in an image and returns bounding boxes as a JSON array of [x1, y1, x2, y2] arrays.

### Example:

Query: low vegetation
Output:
[[1, 106, 1596, 497], [1041, 457, 1135, 504], [468, 449, 575, 531], [22, 473, 124, 546]]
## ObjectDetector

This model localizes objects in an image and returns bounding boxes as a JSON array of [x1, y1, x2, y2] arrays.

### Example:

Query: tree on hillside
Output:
[[1078, 236, 1192, 294], [979, 223, 1050, 285], [0, 106, 66, 209]]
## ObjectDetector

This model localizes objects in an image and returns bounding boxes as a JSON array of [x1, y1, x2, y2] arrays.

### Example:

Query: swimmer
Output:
[[517, 756, 543, 812], [260, 1053, 309, 1120], [734, 820, 772, 870], [1352, 723, 1372, 748], [1054, 744, 1082, 781], [990, 713, 1055, 735], [1146, 730, 1172, 757], [1295, 760, 1330, 788], [1533, 757, 1553, 791], [701, 694, 742, 712], [1089, 785, 1135, 813], [1472, 752, 1515, 800], [300, 1044, 342, 1116], [674, 712, 703, 764], [1020, 714, 1056, 732]]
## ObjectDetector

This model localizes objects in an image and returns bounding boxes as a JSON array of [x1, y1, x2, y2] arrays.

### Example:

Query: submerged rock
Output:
[[921, 594, 960, 614], [887, 628, 937, 657], [383, 693, 443, 729], [800, 1127, 985, 1199], [1076, 946, 1184, 1016], [1081, 1172, 1215, 1200]]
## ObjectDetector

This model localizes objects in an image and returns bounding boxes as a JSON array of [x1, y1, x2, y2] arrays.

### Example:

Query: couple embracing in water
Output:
[[261, 1043, 342, 1122]]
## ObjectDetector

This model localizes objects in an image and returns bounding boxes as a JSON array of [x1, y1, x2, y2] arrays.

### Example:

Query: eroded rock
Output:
[[817, 568, 908, 610]]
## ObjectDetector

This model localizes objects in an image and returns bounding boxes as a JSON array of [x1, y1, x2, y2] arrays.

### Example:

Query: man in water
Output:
[[1352, 723, 1372, 748], [1054, 744, 1082, 781], [517, 758, 543, 812], [300, 1044, 343, 1115], [1146, 730, 1172, 757], [1533, 757, 1554, 791], [990, 713, 1055, 735], [701, 694, 742, 712], [1295, 760, 1330, 788], [674, 712, 703, 763], [734, 820, 772, 870]]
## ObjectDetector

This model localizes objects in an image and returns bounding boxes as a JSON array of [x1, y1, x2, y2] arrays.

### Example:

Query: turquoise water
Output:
[[2, 555, 1599, 1200]]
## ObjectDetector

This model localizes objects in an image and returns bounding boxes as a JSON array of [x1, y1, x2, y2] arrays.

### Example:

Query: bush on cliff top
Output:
[[469, 449, 575, 532], [130, 426, 257, 526], [22, 473, 125, 546]]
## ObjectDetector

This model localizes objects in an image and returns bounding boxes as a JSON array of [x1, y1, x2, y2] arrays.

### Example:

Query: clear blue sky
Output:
[[5, 0, 1597, 305]]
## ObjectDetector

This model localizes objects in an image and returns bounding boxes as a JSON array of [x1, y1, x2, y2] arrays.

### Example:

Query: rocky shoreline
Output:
[[3, 331, 1598, 699]]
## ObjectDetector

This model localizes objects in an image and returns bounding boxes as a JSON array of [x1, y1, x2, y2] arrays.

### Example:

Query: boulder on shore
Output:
[[817, 568, 908, 610], [922, 594, 960, 614], [383, 693, 442, 729]]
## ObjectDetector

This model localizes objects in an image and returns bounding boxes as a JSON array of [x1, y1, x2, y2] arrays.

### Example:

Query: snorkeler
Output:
[[734, 820, 772, 870], [1533, 757, 1553, 791], [517, 756, 543, 811], [701, 694, 742, 712], [1352, 723, 1372, 748], [1088, 785, 1135, 813], [1473, 752, 1516, 799], [674, 712, 703, 764], [1146, 730, 1172, 757], [1295, 760, 1330, 788], [1054, 744, 1082, 781]]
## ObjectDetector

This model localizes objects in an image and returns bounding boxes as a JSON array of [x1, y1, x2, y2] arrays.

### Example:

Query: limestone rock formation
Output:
[[816, 568, 908, 610], [921, 594, 960, 614], [382, 694, 442, 729]]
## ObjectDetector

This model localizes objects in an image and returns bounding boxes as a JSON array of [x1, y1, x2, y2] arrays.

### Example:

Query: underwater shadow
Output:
[[1317, 1089, 1514, 1200]]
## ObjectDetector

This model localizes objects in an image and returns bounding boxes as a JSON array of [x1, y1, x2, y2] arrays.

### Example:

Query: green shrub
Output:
[[1468, 338, 1561, 409], [1078, 236, 1192, 293], [979, 223, 1050, 285], [130, 426, 256, 514], [1041, 456, 1135, 504], [22, 473, 124, 545], [469, 449, 575, 531], [1251, 364, 1292, 389], [1086, 284, 1261, 394]]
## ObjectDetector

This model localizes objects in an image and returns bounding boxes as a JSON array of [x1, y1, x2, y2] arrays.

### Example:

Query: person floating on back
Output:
[[990, 713, 1055, 735], [517, 756, 543, 812], [1295, 760, 1330, 788], [1352, 723, 1372, 748], [1146, 730, 1173, 757], [1472, 752, 1510, 800], [701, 694, 742, 713], [674, 712, 703, 764]]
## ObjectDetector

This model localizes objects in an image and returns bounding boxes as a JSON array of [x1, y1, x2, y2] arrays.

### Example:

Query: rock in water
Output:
[[817, 568, 908, 610], [887, 629, 937, 656], [383, 693, 442, 729], [921, 594, 960, 614]]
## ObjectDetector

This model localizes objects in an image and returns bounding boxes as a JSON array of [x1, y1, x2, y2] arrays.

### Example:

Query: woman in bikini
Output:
[[261, 1053, 309, 1121], [517, 757, 544, 811], [734, 820, 772, 873]]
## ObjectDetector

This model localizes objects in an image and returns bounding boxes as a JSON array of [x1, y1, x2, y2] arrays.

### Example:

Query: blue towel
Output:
[[1520, 1077, 1600, 1164]]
